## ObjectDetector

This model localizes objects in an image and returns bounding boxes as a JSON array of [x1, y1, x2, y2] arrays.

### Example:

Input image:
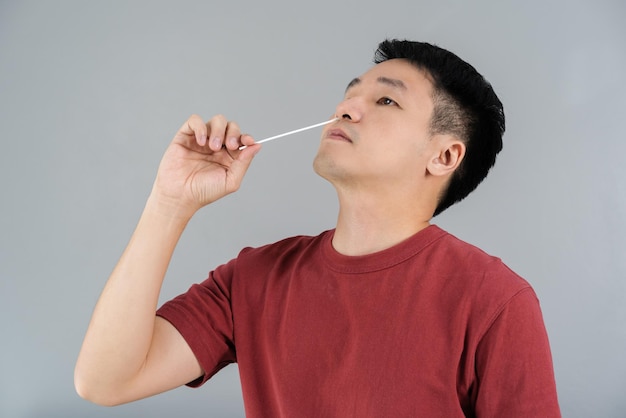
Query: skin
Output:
[[315, 58, 466, 255], [74, 59, 465, 406], [74, 116, 261, 405]]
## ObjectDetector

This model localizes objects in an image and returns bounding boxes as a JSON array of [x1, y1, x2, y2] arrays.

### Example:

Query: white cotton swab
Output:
[[239, 118, 339, 150]]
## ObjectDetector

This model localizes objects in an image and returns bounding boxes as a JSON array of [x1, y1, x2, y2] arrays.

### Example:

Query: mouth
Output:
[[325, 128, 352, 143]]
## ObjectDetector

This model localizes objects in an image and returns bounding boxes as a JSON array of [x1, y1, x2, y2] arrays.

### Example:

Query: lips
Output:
[[326, 128, 352, 143]]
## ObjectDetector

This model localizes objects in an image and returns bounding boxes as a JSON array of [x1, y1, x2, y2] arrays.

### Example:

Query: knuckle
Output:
[[189, 114, 203, 124], [226, 122, 241, 135], [212, 114, 227, 123]]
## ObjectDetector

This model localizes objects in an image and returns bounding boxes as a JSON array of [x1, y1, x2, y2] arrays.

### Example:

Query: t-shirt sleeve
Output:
[[473, 287, 561, 417], [156, 259, 237, 387]]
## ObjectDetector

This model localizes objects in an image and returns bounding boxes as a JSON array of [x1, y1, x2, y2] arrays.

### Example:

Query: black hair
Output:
[[374, 39, 505, 216]]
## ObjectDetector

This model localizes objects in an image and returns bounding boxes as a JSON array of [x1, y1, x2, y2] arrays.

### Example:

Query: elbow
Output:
[[74, 366, 125, 407]]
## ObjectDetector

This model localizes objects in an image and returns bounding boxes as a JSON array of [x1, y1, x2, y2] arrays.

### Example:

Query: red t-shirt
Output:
[[157, 225, 560, 417]]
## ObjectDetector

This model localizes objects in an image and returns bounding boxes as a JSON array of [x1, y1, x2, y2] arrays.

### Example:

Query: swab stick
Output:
[[239, 118, 338, 150]]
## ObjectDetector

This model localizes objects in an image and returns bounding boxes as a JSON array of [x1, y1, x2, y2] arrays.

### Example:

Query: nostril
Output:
[[342, 114, 352, 120]]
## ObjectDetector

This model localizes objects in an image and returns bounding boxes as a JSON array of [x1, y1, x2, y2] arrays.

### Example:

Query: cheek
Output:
[[360, 130, 430, 178], [362, 122, 427, 158], [354, 147, 416, 181]]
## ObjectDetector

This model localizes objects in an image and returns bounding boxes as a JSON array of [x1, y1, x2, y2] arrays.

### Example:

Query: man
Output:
[[75, 40, 561, 416]]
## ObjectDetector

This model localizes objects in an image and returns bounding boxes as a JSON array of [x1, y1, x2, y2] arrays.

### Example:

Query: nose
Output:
[[334, 97, 363, 122]]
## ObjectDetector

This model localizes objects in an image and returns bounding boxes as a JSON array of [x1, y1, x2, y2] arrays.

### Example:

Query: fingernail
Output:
[[211, 137, 221, 149]]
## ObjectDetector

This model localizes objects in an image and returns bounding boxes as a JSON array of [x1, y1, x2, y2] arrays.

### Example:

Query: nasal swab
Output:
[[239, 118, 338, 150]]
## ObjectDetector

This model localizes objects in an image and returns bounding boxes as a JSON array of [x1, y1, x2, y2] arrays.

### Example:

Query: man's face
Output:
[[313, 59, 437, 191]]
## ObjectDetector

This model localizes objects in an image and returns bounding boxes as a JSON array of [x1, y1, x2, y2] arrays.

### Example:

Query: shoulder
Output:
[[423, 226, 533, 319], [430, 226, 503, 265], [431, 226, 529, 287], [233, 230, 332, 268]]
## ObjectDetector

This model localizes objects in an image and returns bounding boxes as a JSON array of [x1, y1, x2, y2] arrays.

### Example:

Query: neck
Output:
[[331, 185, 434, 256]]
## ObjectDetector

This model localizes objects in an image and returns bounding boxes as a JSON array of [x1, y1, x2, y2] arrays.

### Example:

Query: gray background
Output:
[[1, 0, 624, 417]]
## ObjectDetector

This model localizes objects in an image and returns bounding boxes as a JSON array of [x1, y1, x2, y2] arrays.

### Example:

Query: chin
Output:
[[313, 152, 343, 183]]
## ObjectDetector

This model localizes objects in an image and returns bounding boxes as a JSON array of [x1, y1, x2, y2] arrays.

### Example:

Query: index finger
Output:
[[178, 114, 208, 146]]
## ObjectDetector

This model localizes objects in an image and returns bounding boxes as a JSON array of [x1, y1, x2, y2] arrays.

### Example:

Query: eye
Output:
[[377, 97, 398, 106]]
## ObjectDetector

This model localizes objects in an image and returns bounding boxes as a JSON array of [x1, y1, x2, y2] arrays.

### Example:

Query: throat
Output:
[[329, 179, 436, 256], [332, 208, 430, 256]]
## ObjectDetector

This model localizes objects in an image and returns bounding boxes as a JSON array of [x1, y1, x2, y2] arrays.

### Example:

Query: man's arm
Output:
[[474, 288, 561, 417], [74, 115, 260, 406]]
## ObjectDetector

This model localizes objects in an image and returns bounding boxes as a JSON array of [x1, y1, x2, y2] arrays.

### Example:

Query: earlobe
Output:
[[427, 138, 466, 177]]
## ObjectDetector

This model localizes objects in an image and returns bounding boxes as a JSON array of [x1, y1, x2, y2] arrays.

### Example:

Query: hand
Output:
[[150, 114, 260, 219]]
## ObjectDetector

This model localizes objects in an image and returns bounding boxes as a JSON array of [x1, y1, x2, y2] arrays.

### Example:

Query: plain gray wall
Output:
[[1, 0, 625, 417]]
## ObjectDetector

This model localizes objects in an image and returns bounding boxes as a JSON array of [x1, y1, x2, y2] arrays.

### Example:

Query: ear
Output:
[[426, 136, 466, 177]]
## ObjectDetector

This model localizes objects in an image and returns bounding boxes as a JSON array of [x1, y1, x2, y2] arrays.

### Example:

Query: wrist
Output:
[[144, 192, 198, 225]]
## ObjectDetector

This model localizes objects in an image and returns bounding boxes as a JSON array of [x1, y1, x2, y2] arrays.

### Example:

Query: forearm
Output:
[[75, 114, 259, 404], [75, 194, 192, 400]]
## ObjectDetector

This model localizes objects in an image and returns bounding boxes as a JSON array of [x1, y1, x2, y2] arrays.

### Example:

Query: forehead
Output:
[[346, 59, 434, 97]]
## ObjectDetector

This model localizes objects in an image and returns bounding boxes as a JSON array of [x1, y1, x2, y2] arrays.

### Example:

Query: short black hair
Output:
[[374, 39, 505, 216]]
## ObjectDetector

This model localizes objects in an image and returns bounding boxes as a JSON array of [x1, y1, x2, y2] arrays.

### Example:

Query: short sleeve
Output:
[[473, 288, 561, 417], [156, 259, 237, 387]]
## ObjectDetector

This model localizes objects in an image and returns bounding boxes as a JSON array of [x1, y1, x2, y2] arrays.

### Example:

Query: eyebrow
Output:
[[345, 76, 407, 92]]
